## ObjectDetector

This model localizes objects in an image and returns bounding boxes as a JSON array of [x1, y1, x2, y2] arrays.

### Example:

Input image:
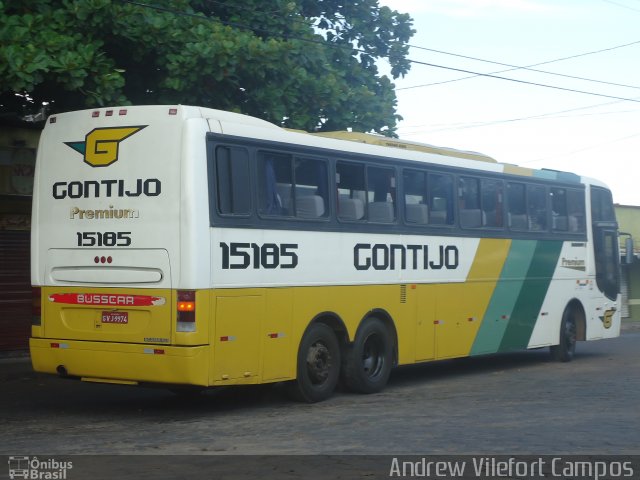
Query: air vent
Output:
[[400, 285, 407, 304]]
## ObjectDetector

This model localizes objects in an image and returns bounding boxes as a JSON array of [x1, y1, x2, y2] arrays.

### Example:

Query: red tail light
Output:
[[177, 290, 196, 332], [32, 287, 42, 326]]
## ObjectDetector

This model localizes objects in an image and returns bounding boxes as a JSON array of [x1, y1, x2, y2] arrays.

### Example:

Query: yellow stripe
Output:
[[503, 164, 534, 176], [433, 239, 512, 359]]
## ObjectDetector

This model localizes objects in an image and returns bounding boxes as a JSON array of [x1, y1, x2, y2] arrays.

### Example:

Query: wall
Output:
[[0, 126, 39, 351], [615, 204, 640, 320]]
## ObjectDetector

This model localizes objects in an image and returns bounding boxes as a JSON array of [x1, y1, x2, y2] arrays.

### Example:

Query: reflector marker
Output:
[[268, 333, 285, 339], [143, 348, 165, 355], [50, 343, 69, 349], [220, 336, 236, 342]]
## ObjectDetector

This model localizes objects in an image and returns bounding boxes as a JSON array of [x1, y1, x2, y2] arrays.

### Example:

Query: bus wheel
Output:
[[550, 308, 577, 362], [290, 323, 340, 403], [343, 318, 392, 394]]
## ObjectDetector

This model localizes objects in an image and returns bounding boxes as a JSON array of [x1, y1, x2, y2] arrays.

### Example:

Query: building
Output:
[[0, 126, 38, 352], [615, 204, 640, 320]]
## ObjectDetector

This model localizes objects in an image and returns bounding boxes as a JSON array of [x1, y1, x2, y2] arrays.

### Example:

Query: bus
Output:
[[30, 105, 624, 402]]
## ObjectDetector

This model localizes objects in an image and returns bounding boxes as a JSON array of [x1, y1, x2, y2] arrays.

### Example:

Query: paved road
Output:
[[1, 327, 639, 460]]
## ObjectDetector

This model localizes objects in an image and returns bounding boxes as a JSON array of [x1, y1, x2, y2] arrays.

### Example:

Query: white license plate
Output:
[[101, 311, 129, 324]]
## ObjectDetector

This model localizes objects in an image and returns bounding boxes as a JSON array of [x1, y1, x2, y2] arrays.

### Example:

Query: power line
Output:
[[600, 0, 640, 13], [406, 59, 640, 103], [523, 131, 640, 164], [400, 40, 640, 91], [119, 1, 640, 105], [167, 0, 640, 94], [398, 103, 640, 135]]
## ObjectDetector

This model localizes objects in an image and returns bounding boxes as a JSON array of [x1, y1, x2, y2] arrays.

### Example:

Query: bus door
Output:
[[593, 224, 620, 302]]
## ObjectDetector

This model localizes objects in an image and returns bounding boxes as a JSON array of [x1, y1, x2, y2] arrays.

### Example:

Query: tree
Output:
[[0, 0, 414, 135]]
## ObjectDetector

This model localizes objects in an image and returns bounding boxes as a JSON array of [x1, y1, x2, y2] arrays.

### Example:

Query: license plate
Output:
[[101, 311, 129, 324]]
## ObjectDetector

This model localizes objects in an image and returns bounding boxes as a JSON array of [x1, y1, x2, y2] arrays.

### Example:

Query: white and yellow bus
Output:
[[30, 105, 623, 402]]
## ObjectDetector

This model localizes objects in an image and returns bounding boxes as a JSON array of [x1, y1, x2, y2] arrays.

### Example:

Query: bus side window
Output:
[[294, 157, 328, 219], [507, 182, 527, 230], [367, 166, 396, 223], [458, 176, 482, 228], [551, 187, 568, 231], [336, 162, 366, 222], [258, 151, 293, 217], [428, 173, 454, 225], [214, 146, 251, 216], [403, 169, 429, 225], [567, 189, 586, 232], [481, 178, 504, 228], [527, 184, 548, 231], [591, 187, 615, 222]]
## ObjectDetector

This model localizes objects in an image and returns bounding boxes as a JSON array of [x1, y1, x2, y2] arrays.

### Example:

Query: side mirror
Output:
[[625, 236, 634, 265]]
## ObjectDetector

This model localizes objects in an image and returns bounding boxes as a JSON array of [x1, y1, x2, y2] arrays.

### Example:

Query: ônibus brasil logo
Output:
[[64, 126, 146, 167], [8, 456, 73, 479]]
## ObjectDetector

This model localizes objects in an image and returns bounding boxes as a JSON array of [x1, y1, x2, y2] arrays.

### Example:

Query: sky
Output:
[[377, 0, 640, 206]]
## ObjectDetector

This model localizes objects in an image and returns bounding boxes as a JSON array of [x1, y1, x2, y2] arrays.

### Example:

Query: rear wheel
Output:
[[289, 323, 340, 403], [550, 308, 577, 362], [343, 318, 393, 394]]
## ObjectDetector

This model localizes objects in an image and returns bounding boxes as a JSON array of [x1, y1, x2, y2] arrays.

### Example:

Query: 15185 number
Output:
[[220, 242, 298, 269], [76, 232, 132, 247]]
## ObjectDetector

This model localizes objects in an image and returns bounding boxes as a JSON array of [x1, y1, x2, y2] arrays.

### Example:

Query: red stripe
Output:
[[49, 293, 164, 307]]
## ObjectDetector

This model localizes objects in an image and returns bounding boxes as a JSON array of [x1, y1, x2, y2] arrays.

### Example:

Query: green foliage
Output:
[[0, 0, 414, 134]]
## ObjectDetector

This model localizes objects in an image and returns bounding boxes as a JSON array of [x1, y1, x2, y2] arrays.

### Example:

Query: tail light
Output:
[[32, 287, 42, 326], [177, 290, 196, 332]]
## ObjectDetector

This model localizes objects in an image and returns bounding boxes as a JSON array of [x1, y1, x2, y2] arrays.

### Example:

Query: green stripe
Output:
[[498, 240, 563, 351], [470, 240, 537, 355], [532, 170, 557, 180]]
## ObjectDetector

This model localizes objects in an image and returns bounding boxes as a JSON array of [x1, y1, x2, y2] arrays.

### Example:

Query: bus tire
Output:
[[550, 308, 577, 362], [343, 317, 393, 394], [289, 322, 340, 403]]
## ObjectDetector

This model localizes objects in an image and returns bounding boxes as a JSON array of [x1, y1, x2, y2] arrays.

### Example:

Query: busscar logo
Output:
[[65, 126, 146, 167]]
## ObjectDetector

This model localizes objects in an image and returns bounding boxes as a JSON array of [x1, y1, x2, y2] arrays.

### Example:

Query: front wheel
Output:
[[550, 308, 577, 362], [289, 323, 341, 403], [342, 318, 393, 394]]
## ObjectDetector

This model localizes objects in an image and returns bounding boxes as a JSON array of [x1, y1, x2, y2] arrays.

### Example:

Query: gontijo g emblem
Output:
[[65, 126, 146, 167]]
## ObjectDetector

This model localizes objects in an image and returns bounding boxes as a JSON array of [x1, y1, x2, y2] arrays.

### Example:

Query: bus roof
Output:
[[309, 131, 497, 163], [48, 105, 599, 188]]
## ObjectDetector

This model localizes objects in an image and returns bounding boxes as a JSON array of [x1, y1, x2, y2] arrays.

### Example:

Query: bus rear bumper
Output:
[[29, 338, 209, 386]]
